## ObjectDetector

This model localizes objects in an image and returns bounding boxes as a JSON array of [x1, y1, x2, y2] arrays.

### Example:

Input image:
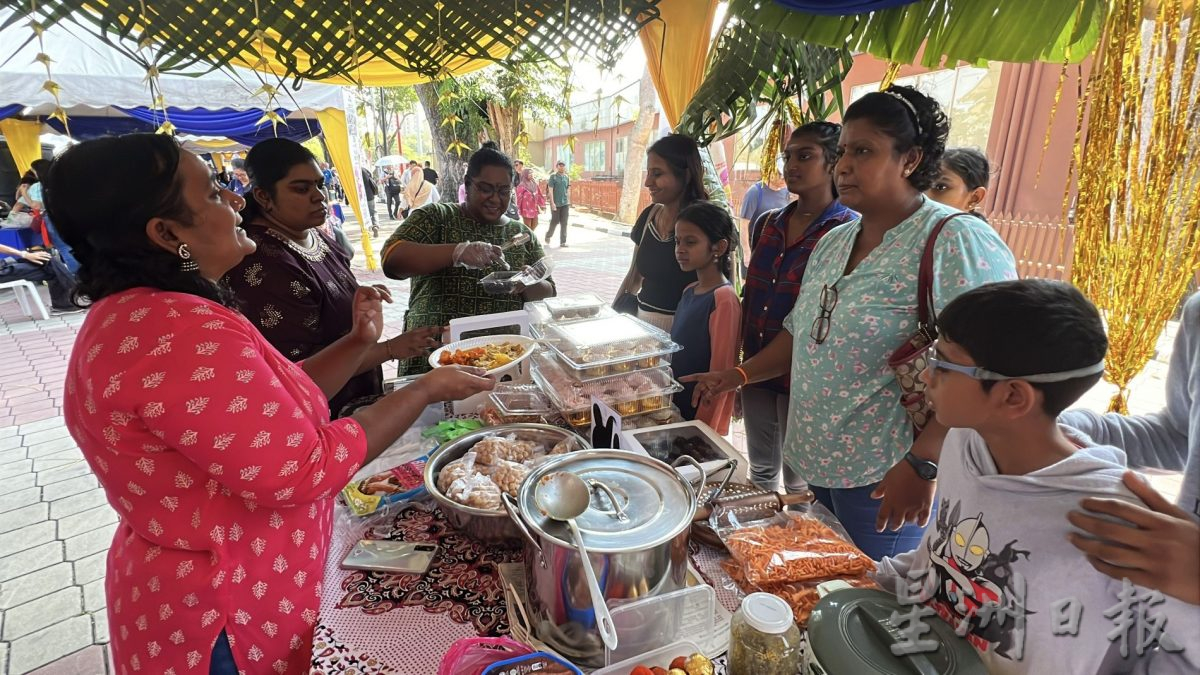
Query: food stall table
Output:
[[310, 408, 745, 673]]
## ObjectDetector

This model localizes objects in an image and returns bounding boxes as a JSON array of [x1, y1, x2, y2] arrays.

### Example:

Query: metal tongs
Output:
[[494, 231, 531, 270]]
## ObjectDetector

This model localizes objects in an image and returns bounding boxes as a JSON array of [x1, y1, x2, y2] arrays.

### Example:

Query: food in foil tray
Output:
[[435, 434, 580, 510]]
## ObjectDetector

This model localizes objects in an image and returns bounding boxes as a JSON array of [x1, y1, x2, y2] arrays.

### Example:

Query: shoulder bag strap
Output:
[[917, 213, 965, 333]]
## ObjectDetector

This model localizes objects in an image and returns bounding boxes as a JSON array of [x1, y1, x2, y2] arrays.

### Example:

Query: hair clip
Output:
[[884, 90, 923, 136]]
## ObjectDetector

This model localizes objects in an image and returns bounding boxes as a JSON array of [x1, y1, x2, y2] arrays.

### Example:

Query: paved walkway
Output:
[[0, 205, 1180, 673]]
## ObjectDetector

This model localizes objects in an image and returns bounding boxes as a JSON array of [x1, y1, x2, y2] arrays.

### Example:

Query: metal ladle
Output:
[[534, 471, 619, 651]]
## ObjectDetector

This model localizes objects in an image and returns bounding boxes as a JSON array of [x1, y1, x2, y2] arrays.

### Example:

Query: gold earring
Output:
[[178, 243, 199, 272]]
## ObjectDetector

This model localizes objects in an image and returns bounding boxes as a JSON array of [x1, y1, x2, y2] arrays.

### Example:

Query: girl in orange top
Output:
[[669, 201, 742, 434]]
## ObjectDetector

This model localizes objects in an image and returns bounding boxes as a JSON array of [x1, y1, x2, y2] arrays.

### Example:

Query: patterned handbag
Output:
[[886, 213, 964, 437]]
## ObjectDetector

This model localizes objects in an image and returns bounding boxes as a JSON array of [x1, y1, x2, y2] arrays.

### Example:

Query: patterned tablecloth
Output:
[[311, 501, 742, 674]]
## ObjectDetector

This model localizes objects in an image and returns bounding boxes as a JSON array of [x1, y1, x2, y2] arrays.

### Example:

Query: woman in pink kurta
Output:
[[45, 134, 494, 674]]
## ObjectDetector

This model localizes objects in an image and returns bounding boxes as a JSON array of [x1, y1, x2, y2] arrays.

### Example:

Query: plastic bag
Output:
[[437, 636, 534, 675], [719, 557, 876, 626], [446, 473, 502, 510], [341, 455, 429, 517], [715, 509, 874, 588]]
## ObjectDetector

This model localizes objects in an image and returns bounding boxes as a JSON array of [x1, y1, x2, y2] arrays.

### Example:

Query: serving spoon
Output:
[[534, 471, 619, 651]]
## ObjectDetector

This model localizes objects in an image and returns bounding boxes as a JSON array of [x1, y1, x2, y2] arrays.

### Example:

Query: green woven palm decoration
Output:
[[677, 11, 853, 146], [733, 0, 1105, 68], [1, 0, 663, 83]]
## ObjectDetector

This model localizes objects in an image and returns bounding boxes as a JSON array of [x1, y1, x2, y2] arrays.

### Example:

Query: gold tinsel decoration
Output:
[[1068, 0, 1200, 413], [758, 117, 786, 185], [878, 61, 903, 91]]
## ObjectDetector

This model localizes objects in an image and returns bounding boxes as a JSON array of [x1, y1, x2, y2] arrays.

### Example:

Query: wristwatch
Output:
[[903, 451, 938, 481]]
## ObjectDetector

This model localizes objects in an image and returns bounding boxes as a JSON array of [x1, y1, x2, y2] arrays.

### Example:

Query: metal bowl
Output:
[[423, 423, 589, 543]]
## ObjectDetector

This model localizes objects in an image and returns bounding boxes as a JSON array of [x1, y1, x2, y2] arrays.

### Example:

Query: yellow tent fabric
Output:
[[316, 108, 378, 271], [0, 118, 43, 175], [231, 29, 509, 87], [639, 0, 718, 127]]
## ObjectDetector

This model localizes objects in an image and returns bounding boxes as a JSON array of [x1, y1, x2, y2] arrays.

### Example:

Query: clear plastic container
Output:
[[728, 592, 802, 675], [542, 292, 606, 320], [541, 314, 681, 371], [530, 353, 682, 426], [592, 641, 705, 675], [482, 384, 554, 425], [603, 586, 716, 666]]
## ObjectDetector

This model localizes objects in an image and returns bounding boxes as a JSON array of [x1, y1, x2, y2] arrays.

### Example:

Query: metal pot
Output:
[[503, 450, 705, 668], [423, 424, 589, 543]]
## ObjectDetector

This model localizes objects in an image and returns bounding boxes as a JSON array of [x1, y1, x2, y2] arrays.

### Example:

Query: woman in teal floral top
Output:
[[683, 86, 1017, 559], [382, 143, 555, 375]]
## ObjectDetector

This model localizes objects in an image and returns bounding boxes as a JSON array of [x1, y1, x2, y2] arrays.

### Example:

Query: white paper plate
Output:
[[427, 334, 537, 377]]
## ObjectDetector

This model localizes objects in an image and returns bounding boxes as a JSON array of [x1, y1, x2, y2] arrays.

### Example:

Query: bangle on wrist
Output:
[[734, 366, 750, 386], [384, 339, 398, 360]]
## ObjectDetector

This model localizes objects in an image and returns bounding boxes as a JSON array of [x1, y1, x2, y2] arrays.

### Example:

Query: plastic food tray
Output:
[[541, 349, 670, 381], [530, 355, 681, 428], [541, 314, 681, 371], [542, 292, 607, 320], [525, 301, 616, 330], [489, 383, 554, 415]]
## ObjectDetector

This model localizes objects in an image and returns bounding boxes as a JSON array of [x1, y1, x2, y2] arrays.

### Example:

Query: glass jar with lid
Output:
[[728, 592, 801, 675]]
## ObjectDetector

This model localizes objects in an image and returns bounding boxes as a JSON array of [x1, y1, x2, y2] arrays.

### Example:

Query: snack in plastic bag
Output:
[[720, 558, 877, 626], [437, 452, 478, 493], [474, 435, 537, 465], [446, 473, 503, 510], [720, 511, 874, 587], [340, 455, 429, 517], [487, 459, 531, 497]]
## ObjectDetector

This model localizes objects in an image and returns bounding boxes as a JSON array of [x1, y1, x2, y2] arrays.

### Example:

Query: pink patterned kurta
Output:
[[64, 288, 368, 674]]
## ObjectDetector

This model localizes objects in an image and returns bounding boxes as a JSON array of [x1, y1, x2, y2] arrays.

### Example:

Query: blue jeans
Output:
[[809, 483, 930, 560], [43, 215, 79, 274], [210, 630, 238, 675]]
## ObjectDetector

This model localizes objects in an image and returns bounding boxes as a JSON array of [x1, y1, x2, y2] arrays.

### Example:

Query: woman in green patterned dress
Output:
[[382, 142, 555, 375]]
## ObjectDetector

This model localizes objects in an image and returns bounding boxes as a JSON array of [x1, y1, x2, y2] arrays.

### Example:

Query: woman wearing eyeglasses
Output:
[[382, 141, 555, 376], [683, 87, 1016, 559]]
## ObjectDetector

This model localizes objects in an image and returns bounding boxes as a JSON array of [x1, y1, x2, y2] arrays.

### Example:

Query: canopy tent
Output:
[[1, 0, 664, 85], [0, 10, 377, 267]]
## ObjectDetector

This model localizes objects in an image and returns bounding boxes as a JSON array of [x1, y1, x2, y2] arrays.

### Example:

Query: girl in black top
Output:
[[615, 134, 710, 331]]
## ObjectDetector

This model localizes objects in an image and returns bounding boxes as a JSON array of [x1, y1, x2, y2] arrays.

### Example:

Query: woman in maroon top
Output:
[[225, 139, 439, 417], [741, 122, 857, 492]]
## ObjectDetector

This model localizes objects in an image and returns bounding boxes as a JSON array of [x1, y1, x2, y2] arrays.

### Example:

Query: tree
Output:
[[479, 63, 569, 158], [618, 65, 657, 224], [355, 86, 419, 158], [415, 63, 570, 201], [415, 81, 479, 201]]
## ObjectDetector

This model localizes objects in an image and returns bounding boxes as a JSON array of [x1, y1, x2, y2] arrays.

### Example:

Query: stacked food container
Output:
[[525, 294, 686, 433]]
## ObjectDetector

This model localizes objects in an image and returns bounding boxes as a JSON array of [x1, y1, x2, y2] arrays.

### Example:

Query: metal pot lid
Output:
[[807, 587, 987, 675], [517, 450, 696, 553]]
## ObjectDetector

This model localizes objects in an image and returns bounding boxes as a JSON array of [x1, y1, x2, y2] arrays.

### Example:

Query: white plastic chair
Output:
[[0, 279, 50, 320]]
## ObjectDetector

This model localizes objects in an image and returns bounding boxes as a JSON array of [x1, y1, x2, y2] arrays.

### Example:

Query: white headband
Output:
[[884, 90, 922, 136]]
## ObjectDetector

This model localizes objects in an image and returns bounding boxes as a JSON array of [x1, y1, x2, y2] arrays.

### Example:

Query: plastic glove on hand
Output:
[[452, 241, 504, 269]]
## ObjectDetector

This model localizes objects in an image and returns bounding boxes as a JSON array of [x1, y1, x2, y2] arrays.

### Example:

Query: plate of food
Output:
[[428, 334, 538, 376]]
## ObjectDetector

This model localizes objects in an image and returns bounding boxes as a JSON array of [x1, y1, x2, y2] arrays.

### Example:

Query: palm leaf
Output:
[[677, 10, 853, 145], [0, 0, 666, 83], [734, 0, 1106, 68]]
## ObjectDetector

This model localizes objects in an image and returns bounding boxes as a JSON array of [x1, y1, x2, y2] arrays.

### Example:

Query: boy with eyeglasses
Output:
[[873, 279, 1198, 674]]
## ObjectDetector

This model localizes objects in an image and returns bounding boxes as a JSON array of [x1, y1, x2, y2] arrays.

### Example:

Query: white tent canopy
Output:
[[0, 9, 341, 115]]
